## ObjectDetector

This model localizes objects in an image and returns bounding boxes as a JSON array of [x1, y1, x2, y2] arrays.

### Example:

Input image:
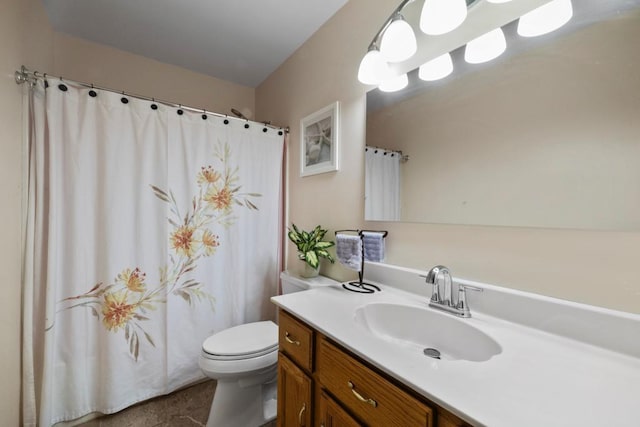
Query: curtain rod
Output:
[[365, 145, 409, 162], [14, 65, 290, 134]]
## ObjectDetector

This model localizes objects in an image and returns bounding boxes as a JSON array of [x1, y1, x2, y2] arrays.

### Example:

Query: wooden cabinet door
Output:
[[278, 352, 312, 427], [318, 391, 362, 427]]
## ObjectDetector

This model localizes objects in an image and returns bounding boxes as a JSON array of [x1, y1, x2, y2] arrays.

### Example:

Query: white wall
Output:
[[256, 0, 640, 314]]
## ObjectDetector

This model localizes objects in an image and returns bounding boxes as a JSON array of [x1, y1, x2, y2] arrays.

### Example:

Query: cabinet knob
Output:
[[348, 380, 378, 408], [285, 331, 301, 346]]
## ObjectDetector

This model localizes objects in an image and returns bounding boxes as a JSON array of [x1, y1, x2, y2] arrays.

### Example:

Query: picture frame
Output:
[[300, 102, 339, 177]]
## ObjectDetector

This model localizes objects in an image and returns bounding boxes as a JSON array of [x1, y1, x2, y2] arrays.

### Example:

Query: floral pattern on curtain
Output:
[[58, 143, 259, 361], [22, 80, 284, 426]]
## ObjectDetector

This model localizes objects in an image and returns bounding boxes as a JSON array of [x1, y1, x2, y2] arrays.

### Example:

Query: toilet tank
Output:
[[280, 270, 339, 294]]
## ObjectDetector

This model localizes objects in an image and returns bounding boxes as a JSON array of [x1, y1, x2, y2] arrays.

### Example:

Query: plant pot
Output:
[[301, 262, 320, 278]]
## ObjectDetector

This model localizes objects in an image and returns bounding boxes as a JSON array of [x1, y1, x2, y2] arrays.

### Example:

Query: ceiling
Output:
[[41, 0, 349, 88]]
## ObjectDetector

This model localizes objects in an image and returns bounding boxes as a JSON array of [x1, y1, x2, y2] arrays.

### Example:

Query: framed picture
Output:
[[300, 102, 339, 177]]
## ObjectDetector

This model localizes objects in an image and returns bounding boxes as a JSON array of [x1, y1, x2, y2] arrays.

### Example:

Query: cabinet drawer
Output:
[[279, 310, 314, 372], [317, 338, 433, 427]]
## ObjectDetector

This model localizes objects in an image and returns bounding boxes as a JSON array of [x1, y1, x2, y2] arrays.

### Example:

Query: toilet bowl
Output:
[[199, 270, 338, 427]]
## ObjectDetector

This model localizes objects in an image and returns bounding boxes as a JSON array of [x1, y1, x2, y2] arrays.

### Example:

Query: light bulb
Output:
[[380, 16, 417, 63], [465, 27, 506, 64], [357, 49, 393, 85], [379, 73, 408, 92], [420, 0, 468, 36], [418, 53, 454, 81], [517, 0, 573, 37]]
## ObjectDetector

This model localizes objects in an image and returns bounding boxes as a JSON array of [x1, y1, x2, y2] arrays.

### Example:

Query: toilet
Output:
[[199, 270, 338, 427]]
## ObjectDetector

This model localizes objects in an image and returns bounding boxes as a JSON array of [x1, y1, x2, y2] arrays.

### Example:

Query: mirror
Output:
[[365, 1, 640, 230]]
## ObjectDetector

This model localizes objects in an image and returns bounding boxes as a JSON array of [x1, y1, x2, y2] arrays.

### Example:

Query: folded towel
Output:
[[362, 231, 385, 262], [335, 234, 362, 271]]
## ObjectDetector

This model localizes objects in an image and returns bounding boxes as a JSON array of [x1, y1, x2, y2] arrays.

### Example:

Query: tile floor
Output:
[[78, 380, 277, 427]]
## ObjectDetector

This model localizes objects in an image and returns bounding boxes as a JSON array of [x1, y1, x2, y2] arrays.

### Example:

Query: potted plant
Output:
[[287, 224, 335, 278]]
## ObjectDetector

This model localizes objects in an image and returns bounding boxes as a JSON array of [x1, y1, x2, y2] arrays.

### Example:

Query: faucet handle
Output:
[[459, 284, 483, 293], [456, 284, 483, 315]]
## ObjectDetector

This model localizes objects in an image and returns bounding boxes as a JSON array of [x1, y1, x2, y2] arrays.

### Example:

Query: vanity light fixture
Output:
[[380, 14, 417, 63], [517, 0, 573, 37], [358, 0, 479, 86], [357, 0, 415, 85], [379, 73, 409, 92], [418, 53, 454, 81], [357, 46, 394, 85], [464, 27, 507, 64], [420, 0, 468, 36], [359, 0, 573, 86]]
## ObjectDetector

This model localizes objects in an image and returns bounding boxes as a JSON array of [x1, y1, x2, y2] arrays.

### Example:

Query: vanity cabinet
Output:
[[278, 310, 314, 427], [278, 353, 312, 427], [318, 391, 362, 427], [277, 309, 472, 427]]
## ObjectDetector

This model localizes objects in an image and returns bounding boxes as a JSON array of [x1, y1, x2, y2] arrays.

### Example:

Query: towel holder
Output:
[[334, 229, 388, 294]]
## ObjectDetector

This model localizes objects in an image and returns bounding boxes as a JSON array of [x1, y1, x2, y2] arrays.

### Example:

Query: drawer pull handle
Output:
[[298, 402, 306, 426], [285, 331, 301, 346], [348, 380, 378, 408]]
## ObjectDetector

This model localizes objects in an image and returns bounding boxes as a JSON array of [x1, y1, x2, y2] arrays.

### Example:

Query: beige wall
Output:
[[1, 0, 32, 424], [1, 1, 256, 425], [1, 0, 56, 424], [49, 33, 255, 117], [256, 0, 640, 314]]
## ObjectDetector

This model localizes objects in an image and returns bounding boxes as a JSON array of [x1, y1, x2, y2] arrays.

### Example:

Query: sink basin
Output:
[[354, 303, 502, 362]]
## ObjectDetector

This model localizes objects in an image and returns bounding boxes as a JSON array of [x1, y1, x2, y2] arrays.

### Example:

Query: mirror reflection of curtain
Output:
[[365, 147, 401, 221]]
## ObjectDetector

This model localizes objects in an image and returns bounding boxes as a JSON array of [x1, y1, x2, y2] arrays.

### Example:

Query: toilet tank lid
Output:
[[202, 321, 278, 356], [280, 270, 339, 289]]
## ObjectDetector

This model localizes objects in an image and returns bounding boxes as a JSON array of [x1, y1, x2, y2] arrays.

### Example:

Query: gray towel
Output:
[[335, 234, 362, 271], [362, 231, 385, 262]]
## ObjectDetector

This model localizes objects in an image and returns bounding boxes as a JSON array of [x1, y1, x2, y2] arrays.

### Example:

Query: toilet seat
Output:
[[202, 320, 278, 360], [200, 321, 279, 376]]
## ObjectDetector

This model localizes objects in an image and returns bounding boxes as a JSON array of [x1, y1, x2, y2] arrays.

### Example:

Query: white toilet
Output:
[[199, 270, 338, 427]]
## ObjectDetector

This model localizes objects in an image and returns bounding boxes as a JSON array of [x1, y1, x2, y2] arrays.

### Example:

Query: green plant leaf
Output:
[[288, 223, 335, 267], [305, 251, 319, 269], [314, 241, 334, 249], [315, 249, 335, 263]]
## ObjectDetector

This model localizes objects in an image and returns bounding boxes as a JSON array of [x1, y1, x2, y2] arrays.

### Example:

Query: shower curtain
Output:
[[365, 147, 401, 221], [22, 79, 284, 426]]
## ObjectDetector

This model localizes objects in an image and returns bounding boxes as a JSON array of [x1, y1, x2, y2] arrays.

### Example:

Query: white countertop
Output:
[[271, 282, 640, 427]]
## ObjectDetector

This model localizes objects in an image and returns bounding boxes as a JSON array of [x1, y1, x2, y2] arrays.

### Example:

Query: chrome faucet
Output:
[[422, 265, 482, 318]]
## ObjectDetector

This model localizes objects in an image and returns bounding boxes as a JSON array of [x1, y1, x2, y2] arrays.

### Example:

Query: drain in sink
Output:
[[423, 348, 441, 359]]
